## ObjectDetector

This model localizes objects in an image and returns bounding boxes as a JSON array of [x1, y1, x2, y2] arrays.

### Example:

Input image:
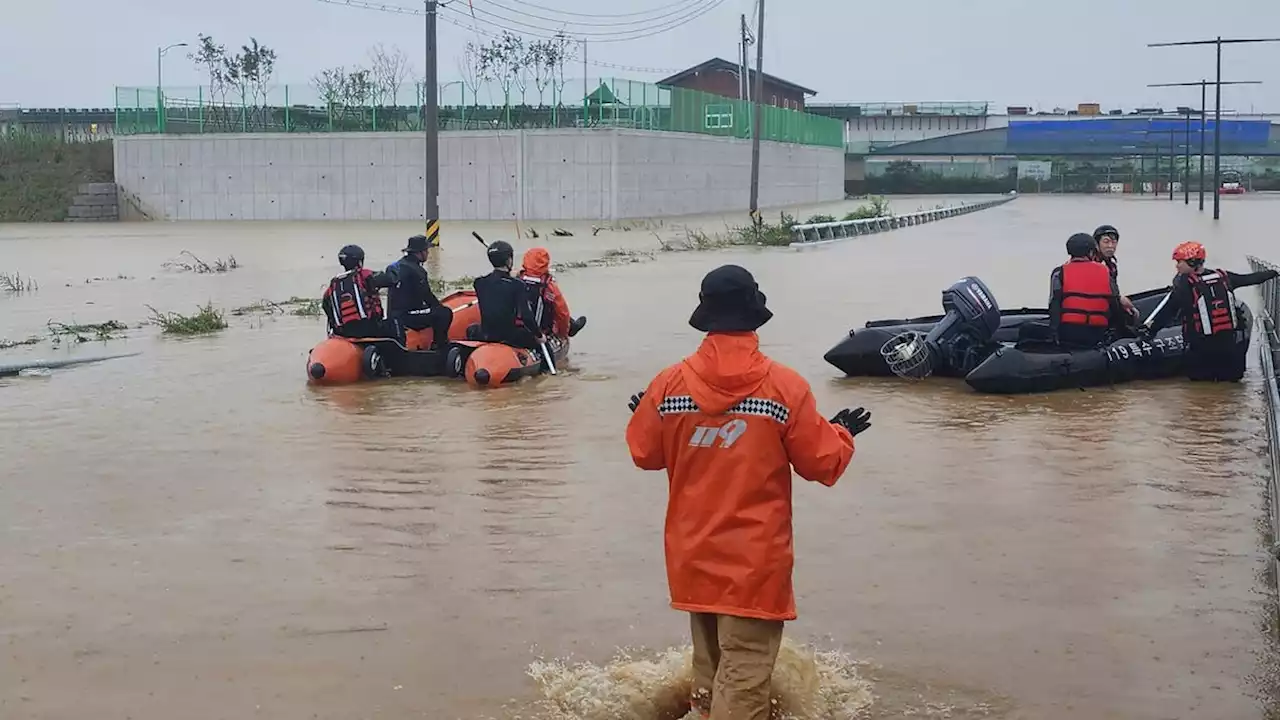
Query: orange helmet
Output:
[[1171, 241, 1206, 262]]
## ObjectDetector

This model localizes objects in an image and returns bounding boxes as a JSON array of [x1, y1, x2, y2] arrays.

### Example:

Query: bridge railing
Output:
[[1246, 255, 1280, 615], [788, 193, 1017, 248]]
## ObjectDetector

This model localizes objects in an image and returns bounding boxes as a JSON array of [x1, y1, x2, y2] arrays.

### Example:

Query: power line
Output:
[[438, 14, 682, 72], [495, 0, 693, 19], [442, 0, 725, 40], [316, 0, 685, 73], [470, 0, 712, 28]]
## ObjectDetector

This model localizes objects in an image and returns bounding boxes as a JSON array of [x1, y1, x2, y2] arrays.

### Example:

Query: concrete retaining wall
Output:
[[112, 129, 843, 222]]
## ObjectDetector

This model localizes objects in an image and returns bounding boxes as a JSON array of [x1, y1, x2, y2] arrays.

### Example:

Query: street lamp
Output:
[[1148, 36, 1280, 219], [1147, 80, 1262, 211], [157, 42, 188, 133]]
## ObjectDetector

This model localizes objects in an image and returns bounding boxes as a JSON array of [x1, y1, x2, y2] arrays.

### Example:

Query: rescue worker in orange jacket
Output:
[[624, 264, 871, 720], [1048, 233, 1125, 349], [1141, 241, 1278, 382], [517, 247, 586, 340], [321, 244, 396, 339]]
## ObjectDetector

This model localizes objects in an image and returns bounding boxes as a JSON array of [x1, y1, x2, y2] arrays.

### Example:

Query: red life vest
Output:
[[1059, 259, 1113, 327], [326, 268, 383, 328], [1186, 269, 1237, 336]]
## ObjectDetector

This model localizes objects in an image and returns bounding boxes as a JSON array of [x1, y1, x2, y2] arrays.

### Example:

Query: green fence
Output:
[[112, 77, 844, 148]]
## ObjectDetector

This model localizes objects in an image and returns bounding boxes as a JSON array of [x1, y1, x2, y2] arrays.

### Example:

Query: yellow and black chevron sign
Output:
[[425, 219, 441, 247]]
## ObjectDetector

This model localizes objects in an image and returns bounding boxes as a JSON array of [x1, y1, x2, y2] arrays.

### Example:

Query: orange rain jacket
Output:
[[625, 331, 856, 621], [519, 247, 572, 339]]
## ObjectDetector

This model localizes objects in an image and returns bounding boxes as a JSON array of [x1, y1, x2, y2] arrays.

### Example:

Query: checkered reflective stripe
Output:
[[657, 395, 790, 424]]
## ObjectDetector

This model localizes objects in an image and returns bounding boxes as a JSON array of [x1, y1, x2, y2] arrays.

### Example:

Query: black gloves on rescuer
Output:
[[628, 391, 645, 413], [830, 407, 871, 437]]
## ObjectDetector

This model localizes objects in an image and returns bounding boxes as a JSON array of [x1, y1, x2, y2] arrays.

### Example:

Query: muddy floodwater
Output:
[[2, 194, 1277, 719]]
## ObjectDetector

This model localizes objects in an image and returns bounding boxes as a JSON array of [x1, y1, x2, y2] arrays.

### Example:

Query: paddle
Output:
[[470, 231, 557, 375]]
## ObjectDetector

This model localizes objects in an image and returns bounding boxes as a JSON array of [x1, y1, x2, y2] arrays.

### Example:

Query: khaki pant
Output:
[[688, 613, 785, 720]]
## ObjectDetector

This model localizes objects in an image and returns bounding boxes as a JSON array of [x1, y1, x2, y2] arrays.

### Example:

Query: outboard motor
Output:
[[881, 276, 1002, 379]]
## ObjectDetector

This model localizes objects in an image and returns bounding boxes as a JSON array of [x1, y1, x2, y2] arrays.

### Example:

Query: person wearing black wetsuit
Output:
[[1141, 241, 1279, 382], [1093, 224, 1138, 321], [384, 234, 453, 350], [472, 240, 543, 350]]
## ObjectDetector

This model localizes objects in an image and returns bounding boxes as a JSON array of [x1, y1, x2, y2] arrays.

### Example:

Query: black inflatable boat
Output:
[[824, 282, 1175, 377], [965, 302, 1252, 393], [824, 276, 1253, 394]]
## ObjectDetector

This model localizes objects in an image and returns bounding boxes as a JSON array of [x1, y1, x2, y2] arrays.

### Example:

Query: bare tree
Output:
[[368, 43, 411, 106], [548, 33, 576, 108], [477, 32, 523, 106], [312, 66, 348, 107], [189, 34, 230, 124], [527, 40, 551, 106], [459, 42, 483, 108]]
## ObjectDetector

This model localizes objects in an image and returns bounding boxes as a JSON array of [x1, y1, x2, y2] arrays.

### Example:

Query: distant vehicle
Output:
[[1219, 170, 1246, 195]]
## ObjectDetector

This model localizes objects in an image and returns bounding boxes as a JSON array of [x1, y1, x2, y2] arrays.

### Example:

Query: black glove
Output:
[[830, 407, 871, 437], [628, 390, 645, 413]]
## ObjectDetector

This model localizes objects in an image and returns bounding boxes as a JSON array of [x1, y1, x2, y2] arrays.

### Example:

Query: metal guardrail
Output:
[[1246, 255, 1280, 615], [788, 193, 1018, 248]]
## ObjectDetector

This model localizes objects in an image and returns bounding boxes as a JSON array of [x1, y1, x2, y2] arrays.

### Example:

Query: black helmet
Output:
[[338, 244, 365, 270], [1093, 224, 1119, 241], [486, 240, 514, 268], [1066, 232, 1098, 259]]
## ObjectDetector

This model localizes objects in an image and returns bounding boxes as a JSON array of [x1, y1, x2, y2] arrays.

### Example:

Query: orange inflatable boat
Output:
[[445, 335, 572, 388], [306, 290, 481, 385]]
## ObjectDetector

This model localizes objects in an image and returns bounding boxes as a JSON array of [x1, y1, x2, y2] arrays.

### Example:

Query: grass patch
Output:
[[146, 302, 229, 335], [0, 135, 114, 222], [1, 271, 39, 295], [162, 250, 240, 274], [0, 336, 42, 350], [47, 319, 128, 343]]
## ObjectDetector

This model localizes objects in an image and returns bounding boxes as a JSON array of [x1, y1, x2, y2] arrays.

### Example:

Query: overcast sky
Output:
[[4, 0, 1280, 112]]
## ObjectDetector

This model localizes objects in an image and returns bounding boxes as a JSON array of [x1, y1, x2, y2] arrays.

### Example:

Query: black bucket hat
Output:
[[688, 264, 773, 333], [403, 234, 430, 253]]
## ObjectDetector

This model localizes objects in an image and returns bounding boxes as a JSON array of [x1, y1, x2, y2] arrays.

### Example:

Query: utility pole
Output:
[[1147, 78, 1262, 212], [739, 14, 748, 104], [1148, 36, 1280, 220], [423, 0, 440, 247], [582, 39, 588, 125], [747, 0, 765, 223]]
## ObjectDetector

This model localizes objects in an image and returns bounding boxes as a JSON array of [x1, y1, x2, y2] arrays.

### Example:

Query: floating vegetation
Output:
[[146, 302, 229, 335], [430, 275, 477, 295], [0, 336, 42, 350], [232, 296, 323, 317], [1, 271, 38, 295], [162, 250, 240, 274], [47, 319, 128, 343]]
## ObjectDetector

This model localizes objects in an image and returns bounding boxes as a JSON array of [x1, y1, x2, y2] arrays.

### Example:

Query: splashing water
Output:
[[526, 638, 875, 720]]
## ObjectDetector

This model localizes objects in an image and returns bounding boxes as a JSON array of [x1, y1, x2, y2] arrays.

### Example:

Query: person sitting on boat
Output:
[[384, 234, 453, 351], [1093, 224, 1138, 319], [517, 247, 586, 341], [624, 263, 869, 720], [473, 240, 544, 351], [1048, 233, 1126, 350], [1139, 241, 1278, 382], [322, 244, 396, 339]]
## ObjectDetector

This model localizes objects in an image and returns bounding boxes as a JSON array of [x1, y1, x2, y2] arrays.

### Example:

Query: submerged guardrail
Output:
[[1247, 255, 1280, 624], [789, 193, 1018, 249]]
